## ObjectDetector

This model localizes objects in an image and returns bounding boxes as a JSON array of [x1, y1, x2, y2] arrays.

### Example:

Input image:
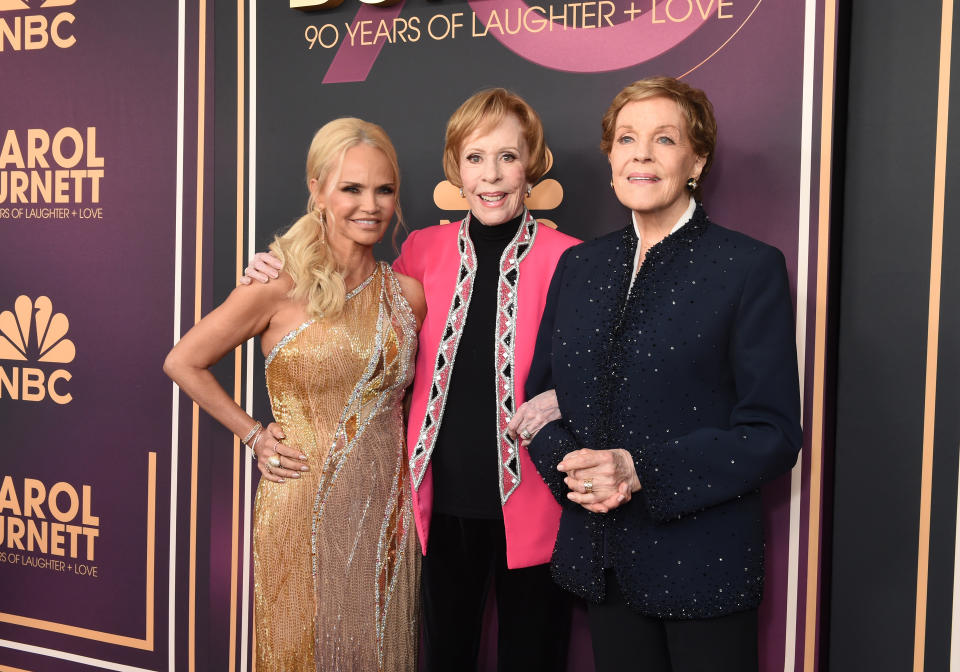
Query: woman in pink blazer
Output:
[[393, 89, 580, 671], [245, 89, 579, 670]]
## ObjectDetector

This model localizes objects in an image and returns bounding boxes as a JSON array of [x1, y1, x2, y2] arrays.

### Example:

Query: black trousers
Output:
[[421, 512, 571, 672], [587, 571, 759, 672]]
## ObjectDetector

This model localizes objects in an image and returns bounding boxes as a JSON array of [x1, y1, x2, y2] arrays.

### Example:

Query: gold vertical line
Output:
[[145, 451, 157, 649], [230, 430, 241, 672], [235, 1, 247, 670], [914, 2, 952, 670], [189, 403, 199, 672], [803, 1, 836, 669], [189, 1, 208, 671]]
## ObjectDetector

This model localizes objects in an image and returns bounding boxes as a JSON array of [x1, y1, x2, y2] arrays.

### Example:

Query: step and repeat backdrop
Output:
[[1, 1, 838, 670]]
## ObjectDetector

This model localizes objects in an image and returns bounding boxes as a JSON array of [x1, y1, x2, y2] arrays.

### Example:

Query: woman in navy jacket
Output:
[[525, 77, 802, 671]]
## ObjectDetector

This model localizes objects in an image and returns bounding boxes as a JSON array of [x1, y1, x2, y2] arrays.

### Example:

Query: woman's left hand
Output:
[[558, 448, 642, 513], [507, 389, 561, 446], [253, 423, 310, 483]]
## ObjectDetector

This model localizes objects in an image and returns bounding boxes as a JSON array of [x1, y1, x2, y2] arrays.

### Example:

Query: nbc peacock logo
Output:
[[0, 0, 77, 53], [0, 294, 74, 404]]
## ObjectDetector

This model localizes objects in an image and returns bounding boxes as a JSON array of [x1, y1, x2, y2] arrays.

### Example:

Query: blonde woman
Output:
[[164, 118, 426, 671], [246, 90, 579, 671]]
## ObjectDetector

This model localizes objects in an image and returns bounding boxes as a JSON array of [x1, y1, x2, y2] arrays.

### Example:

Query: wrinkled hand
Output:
[[557, 448, 641, 513], [252, 422, 310, 483], [239, 251, 283, 285], [507, 389, 561, 447]]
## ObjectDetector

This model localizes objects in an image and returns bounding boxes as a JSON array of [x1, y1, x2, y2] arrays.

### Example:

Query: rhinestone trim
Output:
[[409, 211, 538, 505]]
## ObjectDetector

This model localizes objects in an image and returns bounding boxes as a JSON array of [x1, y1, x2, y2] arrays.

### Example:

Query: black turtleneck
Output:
[[432, 211, 525, 519]]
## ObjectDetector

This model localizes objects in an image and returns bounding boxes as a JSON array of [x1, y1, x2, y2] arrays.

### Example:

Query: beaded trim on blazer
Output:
[[408, 210, 538, 504]]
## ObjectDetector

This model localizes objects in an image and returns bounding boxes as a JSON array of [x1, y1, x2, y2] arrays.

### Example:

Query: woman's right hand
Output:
[[239, 251, 284, 285], [557, 448, 641, 513], [252, 422, 310, 483], [508, 389, 561, 446]]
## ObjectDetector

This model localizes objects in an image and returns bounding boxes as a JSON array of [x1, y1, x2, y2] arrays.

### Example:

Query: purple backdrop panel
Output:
[[0, 0, 180, 666]]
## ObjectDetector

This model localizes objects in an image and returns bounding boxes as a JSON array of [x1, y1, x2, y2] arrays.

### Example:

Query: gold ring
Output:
[[520, 429, 532, 441], [583, 479, 593, 494], [268, 455, 281, 468]]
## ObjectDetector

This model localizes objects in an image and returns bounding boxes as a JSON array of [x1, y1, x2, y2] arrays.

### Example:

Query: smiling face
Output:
[[311, 143, 397, 251], [458, 114, 530, 226], [608, 96, 706, 228]]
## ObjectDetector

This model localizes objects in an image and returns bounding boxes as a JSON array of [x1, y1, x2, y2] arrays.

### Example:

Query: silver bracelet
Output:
[[241, 421, 262, 445], [249, 430, 264, 461]]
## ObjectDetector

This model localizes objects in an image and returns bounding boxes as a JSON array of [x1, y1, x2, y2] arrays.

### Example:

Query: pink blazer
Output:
[[394, 218, 580, 568]]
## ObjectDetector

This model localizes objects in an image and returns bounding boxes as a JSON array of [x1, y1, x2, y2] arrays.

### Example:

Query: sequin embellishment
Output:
[[493, 211, 537, 502], [408, 211, 537, 504], [264, 320, 315, 369], [257, 260, 419, 670], [307, 264, 417, 666]]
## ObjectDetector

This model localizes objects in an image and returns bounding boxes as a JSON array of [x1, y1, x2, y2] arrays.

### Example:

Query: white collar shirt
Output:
[[628, 196, 697, 294]]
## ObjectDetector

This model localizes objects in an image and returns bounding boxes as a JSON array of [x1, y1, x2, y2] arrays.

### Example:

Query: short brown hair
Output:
[[601, 77, 717, 189], [443, 88, 549, 188]]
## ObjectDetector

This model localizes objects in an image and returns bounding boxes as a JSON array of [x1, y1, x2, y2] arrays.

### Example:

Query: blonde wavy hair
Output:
[[270, 118, 403, 320]]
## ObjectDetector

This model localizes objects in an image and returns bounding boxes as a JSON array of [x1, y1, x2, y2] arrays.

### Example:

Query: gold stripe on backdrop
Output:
[[803, 1, 836, 669], [237, 1, 249, 669], [230, 389, 241, 672], [228, 0, 247, 660], [913, 1, 952, 670], [189, 0, 209, 670], [145, 450, 157, 649]]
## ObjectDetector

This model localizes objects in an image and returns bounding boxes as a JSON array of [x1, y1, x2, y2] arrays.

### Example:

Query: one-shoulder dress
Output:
[[254, 262, 420, 671]]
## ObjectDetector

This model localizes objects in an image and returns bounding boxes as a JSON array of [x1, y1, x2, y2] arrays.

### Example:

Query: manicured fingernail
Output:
[[271, 271, 279, 278], [291, 472, 300, 478], [277, 478, 285, 483], [557, 462, 565, 470], [617, 494, 625, 502], [299, 454, 307, 460], [300, 465, 309, 471]]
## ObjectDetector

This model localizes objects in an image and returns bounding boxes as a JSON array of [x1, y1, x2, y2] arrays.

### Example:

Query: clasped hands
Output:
[[506, 390, 641, 514], [557, 448, 642, 514]]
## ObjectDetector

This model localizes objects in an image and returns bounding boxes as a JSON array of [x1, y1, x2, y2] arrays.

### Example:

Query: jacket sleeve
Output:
[[524, 247, 569, 398], [392, 228, 421, 279], [524, 249, 583, 508], [528, 419, 583, 508], [631, 246, 802, 522]]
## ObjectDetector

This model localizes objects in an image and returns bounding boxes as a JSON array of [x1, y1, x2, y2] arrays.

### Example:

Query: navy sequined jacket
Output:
[[525, 204, 802, 619]]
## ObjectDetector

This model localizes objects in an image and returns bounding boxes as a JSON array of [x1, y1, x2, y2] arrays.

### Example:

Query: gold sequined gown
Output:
[[255, 263, 420, 671]]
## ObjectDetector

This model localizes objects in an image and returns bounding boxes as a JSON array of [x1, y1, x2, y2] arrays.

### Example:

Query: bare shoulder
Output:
[[395, 271, 426, 330]]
